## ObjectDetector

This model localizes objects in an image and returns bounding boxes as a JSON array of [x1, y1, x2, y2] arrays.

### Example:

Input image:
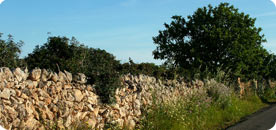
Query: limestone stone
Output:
[[0, 88, 11, 99], [64, 115, 72, 127], [64, 70, 72, 83], [2, 99, 11, 105], [134, 109, 141, 116], [128, 119, 136, 130], [93, 107, 99, 117], [134, 99, 141, 107], [58, 71, 67, 82], [25, 117, 39, 130], [87, 96, 97, 104], [67, 93, 75, 101], [64, 84, 72, 89], [33, 81, 39, 88], [56, 84, 62, 93], [38, 126, 46, 130], [60, 107, 70, 118], [33, 109, 40, 120], [53, 96, 59, 104], [45, 97, 52, 105], [41, 69, 51, 82], [1, 67, 13, 81], [39, 89, 50, 98], [20, 93, 28, 99], [74, 73, 87, 84], [26, 80, 34, 89], [119, 107, 127, 117], [5, 82, 14, 88], [74, 89, 83, 102], [13, 68, 25, 82], [46, 107, 55, 120], [51, 72, 59, 82], [80, 111, 88, 120], [57, 117, 65, 129], [12, 118, 20, 128], [116, 119, 124, 127], [5, 105, 18, 119], [111, 103, 120, 110], [86, 85, 93, 91], [66, 101, 74, 108], [87, 116, 97, 128], [30, 68, 41, 81]]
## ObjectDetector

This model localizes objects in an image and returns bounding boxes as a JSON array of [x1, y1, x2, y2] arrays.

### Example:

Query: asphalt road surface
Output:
[[227, 104, 276, 130]]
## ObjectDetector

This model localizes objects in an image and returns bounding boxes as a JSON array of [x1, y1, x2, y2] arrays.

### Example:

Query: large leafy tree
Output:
[[0, 33, 24, 68], [153, 3, 268, 80], [26, 36, 121, 103]]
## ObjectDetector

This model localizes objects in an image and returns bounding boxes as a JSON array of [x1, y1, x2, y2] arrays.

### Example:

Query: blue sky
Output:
[[0, 0, 276, 64]]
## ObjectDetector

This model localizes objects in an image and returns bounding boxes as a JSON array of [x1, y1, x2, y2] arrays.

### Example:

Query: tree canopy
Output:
[[153, 3, 268, 80]]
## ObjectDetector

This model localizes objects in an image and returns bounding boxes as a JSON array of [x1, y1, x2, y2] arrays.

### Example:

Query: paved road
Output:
[[227, 104, 276, 130]]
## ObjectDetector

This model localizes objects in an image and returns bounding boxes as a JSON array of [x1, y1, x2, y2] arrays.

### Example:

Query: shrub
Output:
[[0, 33, 24, 68], [257, 81, 276, 103], [26, 36, 121, 103], [119, 58, 177, 80]]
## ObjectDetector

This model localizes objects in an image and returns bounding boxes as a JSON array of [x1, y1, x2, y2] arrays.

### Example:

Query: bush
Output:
[[119, 58, 177, 80], [0, 33, 24, 68], [26, 36, 121, 103], [257, 81, 276, 103], [205, 79, 232, 107]]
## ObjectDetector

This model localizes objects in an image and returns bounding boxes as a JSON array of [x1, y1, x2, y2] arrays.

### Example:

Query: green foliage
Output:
[[260, 87, 276, 103], [26, 36, 121, 103], [0, 33, 24, 68], [153, 3, 268, 80]]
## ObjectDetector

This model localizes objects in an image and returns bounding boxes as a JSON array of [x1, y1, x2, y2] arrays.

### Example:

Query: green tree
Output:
[[0, 33, 24, 68], [153, 3, 267, 80], [26, 36, 121, 103]]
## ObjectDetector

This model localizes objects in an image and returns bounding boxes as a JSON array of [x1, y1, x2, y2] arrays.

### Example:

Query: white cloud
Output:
[[272, 0, 276, 7], [0, 0, 5, 4]]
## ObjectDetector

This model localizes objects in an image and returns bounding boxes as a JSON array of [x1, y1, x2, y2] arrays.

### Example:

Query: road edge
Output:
[[225, 103, 276, 129]]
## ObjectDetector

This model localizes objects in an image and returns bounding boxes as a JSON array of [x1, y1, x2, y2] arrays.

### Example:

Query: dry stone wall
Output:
[[0, 67, 204, 130]]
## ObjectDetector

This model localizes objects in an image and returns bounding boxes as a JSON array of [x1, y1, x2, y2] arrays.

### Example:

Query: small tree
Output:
[[153, 3, 267, 80], [0, 33, 24, 68]]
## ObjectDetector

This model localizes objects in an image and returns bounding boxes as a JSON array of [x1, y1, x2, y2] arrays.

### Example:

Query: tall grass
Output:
[[139, 80, 266, 130]]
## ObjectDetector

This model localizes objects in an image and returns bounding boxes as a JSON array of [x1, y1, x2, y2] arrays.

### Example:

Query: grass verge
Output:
[[139, 82, 267, 130]]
